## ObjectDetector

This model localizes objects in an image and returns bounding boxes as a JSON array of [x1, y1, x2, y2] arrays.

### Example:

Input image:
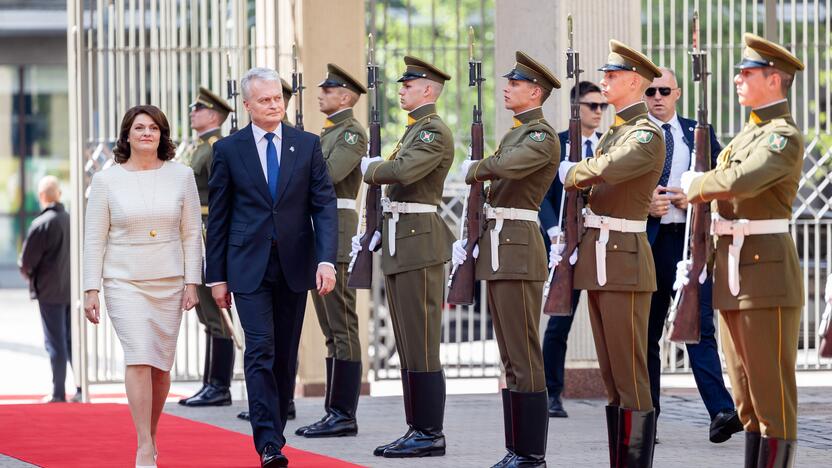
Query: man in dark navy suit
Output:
[[644, 67, 742, 444], [206, 67, 338, 467], [538, 81, 605, 418]]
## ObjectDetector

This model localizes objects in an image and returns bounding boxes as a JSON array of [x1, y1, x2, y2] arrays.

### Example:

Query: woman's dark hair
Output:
[[113, 105, 176, 163]]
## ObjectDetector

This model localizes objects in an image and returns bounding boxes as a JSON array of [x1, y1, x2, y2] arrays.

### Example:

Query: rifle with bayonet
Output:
[[447, 27, 485, 305], [292, 43, 304, 131], [667, 11, 708, 344], [543, 14, 584, 316], [348, 33, 383, 289], [226, 53, 239, 134]]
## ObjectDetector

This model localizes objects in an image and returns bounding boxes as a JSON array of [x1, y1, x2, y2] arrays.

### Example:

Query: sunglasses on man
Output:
[[579, 102, 609, 112], [645, 87, 676, 97]]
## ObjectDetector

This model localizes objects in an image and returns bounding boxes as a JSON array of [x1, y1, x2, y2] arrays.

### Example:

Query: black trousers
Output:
[[235, 246, 307, 453], [541, 290, 582, 399], [648, 223, 735, 419], [38, 302, 72, 399]]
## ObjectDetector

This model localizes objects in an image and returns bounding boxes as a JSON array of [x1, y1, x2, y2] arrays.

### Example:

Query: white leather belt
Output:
[[337, 198, 356, 210], [711, 214, 790, 296], [583, 209, 647, 286], [484, 203, 540, 272], [381, 198, 437, 256]]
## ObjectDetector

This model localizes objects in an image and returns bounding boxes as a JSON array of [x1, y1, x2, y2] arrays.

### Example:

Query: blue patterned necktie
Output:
[[265, 132, 279, 201], [658, 123, 674, 187], [584, 139, 593, 158]]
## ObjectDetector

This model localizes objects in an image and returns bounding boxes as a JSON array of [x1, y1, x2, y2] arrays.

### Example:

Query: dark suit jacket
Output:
[[646, 116, 721, 244], [206, 123, 337, 294], [19, 203, 70, 303], [539, 130, 603, 242]]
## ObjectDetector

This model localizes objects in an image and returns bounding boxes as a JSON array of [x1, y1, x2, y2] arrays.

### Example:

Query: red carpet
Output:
[[0, 403, 365, 467]]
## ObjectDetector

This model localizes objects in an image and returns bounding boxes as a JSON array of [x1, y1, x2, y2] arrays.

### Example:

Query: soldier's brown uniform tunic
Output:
[[365, 103, 455, 372], [311, 109, 366, 361], [688, 100, 803, 440], [564, 102, 664, 410], [467, 107, 558, 392]]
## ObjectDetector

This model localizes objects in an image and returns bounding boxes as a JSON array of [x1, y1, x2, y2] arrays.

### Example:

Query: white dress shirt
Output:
[[251, 122, 283, 181], [649, 113, 690, 224]]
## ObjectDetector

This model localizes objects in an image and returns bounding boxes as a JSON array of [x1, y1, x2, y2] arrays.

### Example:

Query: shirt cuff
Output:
[[546, 226, 558, 237], [205, 281, 227, 288], [319, 262, 336, 271]]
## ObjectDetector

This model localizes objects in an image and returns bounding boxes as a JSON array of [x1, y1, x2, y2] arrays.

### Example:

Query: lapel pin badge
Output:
[[289, 146, 295, 152]]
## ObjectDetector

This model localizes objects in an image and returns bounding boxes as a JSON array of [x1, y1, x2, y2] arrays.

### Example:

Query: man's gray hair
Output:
[[241, 67, 281, 100]]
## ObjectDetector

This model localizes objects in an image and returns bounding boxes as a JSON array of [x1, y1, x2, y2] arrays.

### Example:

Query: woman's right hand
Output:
[[84, 290, 101, 324]]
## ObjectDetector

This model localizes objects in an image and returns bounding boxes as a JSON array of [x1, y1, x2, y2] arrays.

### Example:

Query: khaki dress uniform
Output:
[[178, 87, 236, 408], [298, 64, 368, 439], [365, 56, 454, 459], [465, 50, 561, 468], [686, 33, 805, 468], [563, 40, 664, 467]]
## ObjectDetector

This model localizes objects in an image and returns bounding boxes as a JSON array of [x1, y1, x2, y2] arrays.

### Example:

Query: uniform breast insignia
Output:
[[344, 131, 359, 145], [529, 131, 546, 142], [208, 136, 219, 146], [634, 130, 654, 143], [419, 130, 435, 143], [768, 133, 787, 151]]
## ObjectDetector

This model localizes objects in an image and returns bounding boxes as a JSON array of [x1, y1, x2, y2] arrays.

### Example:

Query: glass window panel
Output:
[[0, 66, 21, 214], [0, 215, 23, 266]]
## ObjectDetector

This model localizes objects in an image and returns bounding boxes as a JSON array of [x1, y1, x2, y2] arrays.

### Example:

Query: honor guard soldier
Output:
[[353, 56, 455, 458], [456, 51, 560, 468], [178, 86, 236, 407], [558, 40, 664, 466], [294, 64, 367, 439], [680, 33, 805, 468]]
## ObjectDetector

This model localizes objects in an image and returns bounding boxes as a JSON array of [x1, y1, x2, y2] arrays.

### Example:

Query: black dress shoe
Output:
[[261, 444, 288, 467], [237, 411, 250, 421], [303, 410, 358, 438], [547, 396, 568, 418], [179, 384, 232, 407], [709, 410, 743, 443], [382, 429, 446, 458]]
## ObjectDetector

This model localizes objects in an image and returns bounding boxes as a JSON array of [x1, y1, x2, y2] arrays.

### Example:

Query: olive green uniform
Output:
[[184, 128, 231, 339], [365, 103, 454, 372], [564, 102, 664, 411], [311, 108, 366, 362], [688, 100, 803, 441], [467, 107, 558, 393]]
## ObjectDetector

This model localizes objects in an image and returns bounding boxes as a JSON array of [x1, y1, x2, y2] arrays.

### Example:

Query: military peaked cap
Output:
[[502, 51, 561, 92], [190, 86, 233, 119], [599, 40, 662, 81], [318, 63, 367, 95], [736, 32, 804, 75], [397, 55, 451, 84]]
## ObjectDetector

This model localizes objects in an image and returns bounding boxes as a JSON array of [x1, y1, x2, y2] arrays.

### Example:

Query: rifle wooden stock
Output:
[[447, 122, 483, 305], [348, 118, 382, 289], [543, 116, 584, 316], [668, 128, 709, 343]]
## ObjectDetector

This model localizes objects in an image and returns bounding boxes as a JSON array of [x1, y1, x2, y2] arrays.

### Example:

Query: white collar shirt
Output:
[[648, 113, 691, 224], [251, 122, 283, 181]]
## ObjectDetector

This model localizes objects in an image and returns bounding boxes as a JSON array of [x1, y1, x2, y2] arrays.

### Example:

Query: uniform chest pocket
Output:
[[496, 224, 529, 274], [604, 233, 638, 285], [737, 236, 785, 297], [394, 215, 430, 239]]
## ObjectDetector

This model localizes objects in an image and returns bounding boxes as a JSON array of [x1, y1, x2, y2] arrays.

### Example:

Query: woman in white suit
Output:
[[83, 105, 202, 468]]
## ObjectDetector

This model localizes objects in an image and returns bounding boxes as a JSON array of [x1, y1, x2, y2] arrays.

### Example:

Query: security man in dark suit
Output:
[[538, 80, 605, 419], [19, 176, 80, 403], [643, 67, 742, 444], [179, 86, 236, 408]]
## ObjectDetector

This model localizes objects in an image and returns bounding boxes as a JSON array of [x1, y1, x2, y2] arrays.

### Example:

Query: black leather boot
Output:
[[615, 408, 655, 468], [303, 359, 361, 438], [504, 390, 547, 467], [382, 370, 446, 458], [295, 357, 333, 436], [756, 437, 796, 468], [180, 331, 211, 406], [182, 336, 233, 407], [744, 432, 761, 468], [491, 388, 515, 467], [373, 370, 412, 456], [606, 406, 619, 467]]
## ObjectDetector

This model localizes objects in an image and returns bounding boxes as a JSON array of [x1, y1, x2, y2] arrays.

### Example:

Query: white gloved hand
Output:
[[825, 274, 832, 305], [360, 156, 383, 175], [549, 243, 565, 269], [459, 158, 475, 177], [558, 161, 578, 184], [673, 259, 691, 291], [367, 231, 382, 251], [569, 246, 578, 265], [451, 239, 479, 266], [680, 171, 704, 195]]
